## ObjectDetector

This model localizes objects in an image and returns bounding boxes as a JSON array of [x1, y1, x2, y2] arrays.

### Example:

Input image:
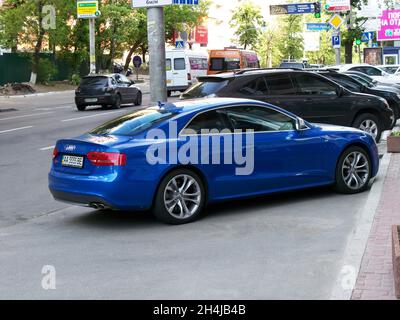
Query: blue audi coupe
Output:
[[49, 98, 379, 224]]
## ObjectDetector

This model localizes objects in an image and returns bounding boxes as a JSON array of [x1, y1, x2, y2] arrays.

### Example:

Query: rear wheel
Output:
[[113, 94, 121, 109], [134, 91, 142, 106], [353, 113, 382, 143], [334, 146, 371, 194], [76, 104, 86, 111], [153, 169, 206, 224]]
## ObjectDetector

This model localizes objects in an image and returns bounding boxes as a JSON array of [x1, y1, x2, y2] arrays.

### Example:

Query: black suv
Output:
[[181, 69, 394, 142], [75, 74, 142, 111]]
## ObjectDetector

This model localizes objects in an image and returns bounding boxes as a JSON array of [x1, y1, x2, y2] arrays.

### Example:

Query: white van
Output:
[[166, 49, 208, 96]]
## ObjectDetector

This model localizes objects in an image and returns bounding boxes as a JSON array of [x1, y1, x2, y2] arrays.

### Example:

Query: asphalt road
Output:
[[0, 91, 391, 299]]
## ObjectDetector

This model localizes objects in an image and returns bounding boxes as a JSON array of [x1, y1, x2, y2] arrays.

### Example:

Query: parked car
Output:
[[318, 71, 400, 120], [279, 61, 307, 69], [343, 70, 400, 91], [378, 65, 400, 75], [181, 69, 394, 142], [113, 62, 133, 76], [208, 48, 259, 75], [75, 74, 142, 111], [330, 64, 400, 86], [166, 49, 209, 96], [49, 98, 379, 224]]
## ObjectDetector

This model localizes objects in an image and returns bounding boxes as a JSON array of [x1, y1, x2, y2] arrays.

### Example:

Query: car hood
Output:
[[313, 123, 367, 135]]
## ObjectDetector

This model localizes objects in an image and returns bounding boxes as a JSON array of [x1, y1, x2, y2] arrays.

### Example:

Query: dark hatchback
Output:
[[181, 69, 394, 142], [319, 71, 400, 119], [75, 74, 142, 111]]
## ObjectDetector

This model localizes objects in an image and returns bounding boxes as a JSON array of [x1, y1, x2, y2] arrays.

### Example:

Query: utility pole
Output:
[[147, 7, 167, 104], [334, 31, 341, 65], [89, 18, 96, 74]]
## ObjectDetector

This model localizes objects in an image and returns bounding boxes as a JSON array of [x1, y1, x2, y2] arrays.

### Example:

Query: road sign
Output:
[[77, 1, 99, 19], [175, 41, 185, 49], [132, 0, 173, 8], [361, 32, 374, 42], [306, 23, 331, 31], [328, 14, 345, 30], [270, 3, 315, 15], [332, 35, 341, 48], [173, 0, 199, 4], [133, 56, 142, 68], [325, 0, 350, 12]]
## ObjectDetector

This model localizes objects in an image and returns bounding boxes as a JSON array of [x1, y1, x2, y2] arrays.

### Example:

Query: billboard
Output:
[[325, 0, 351, 12], [364, 47, 383, 65], [377, 10, 400, 41], [195, 26, 208, 45]]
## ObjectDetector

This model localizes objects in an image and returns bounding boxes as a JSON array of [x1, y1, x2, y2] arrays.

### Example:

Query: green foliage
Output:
[[229, 2, 264, 50], [391, 131, 400, 137], [37, 58, 58, 83], [277, 14, 304, 61], [70, 74, 81, 86]]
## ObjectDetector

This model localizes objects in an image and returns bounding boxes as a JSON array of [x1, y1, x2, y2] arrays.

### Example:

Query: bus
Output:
[[208, 48, 260, 74]]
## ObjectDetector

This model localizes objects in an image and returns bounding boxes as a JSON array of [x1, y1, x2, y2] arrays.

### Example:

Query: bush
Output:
[[71, 74, 81, 86], [37, 58, 58, 83]]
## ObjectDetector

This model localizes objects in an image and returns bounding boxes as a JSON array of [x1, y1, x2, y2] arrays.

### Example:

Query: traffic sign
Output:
[[133, 56, 142, 68], [306, 23, 331, 31], [175, 41, 185, 49], [332, 35, 341, 48], [361, 32, 375, 42], [77, 1, 99, 19], [325, 0, 350, 12], [132, 0, 173, 8], [270, 3, 315, 15], [173, 0, 199, 4], [328, 14, 345, 30]]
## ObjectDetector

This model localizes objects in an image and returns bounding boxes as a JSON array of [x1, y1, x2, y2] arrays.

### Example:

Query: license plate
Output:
[[85, 98, 98, 103], [62, 155, 84, 168]]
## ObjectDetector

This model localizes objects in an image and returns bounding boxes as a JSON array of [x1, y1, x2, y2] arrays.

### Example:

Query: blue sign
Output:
[[173, 0, 199, 4], [287, 3, 314, 14], [332, 35, 341, 48], [361, 32, 375, 42], [372, 43, 379, 48], [175, 40, 185, 49], [132, 55, 142, 68], [306, 23, 331, 31]]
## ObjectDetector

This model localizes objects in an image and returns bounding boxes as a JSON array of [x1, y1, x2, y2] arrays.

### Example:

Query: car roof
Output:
[[199, 68, 306, 80], [82, 74, 118, 78]]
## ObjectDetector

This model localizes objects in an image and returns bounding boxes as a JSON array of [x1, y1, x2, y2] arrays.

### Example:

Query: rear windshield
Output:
[[181, 79, 229, 99], [89, 109, 175, 136], [279, 63, 305, 69], [80, 77, 108, 86]]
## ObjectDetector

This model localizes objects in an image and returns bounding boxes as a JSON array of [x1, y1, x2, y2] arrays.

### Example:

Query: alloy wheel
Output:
[[359, 119, 378, 139], [163, 174, 201, 219], [341, 152, 370, 191]]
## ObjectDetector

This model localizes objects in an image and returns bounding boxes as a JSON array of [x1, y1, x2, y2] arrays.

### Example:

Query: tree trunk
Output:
[[344, 41, 353, 64], [30, 1, 45, 84], [124, 44, 138, 71]]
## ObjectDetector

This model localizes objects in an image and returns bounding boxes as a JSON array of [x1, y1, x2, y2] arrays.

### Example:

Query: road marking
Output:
[[0, 112, 54, 121], [39, 145, 55, 151], [0, 126, 33, 134], [61, 110, 125, 122]]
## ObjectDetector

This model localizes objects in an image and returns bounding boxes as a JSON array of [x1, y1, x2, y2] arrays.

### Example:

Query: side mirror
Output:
[[295, 118, 308, 131]]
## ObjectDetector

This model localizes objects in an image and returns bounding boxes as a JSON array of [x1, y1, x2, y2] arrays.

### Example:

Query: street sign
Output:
[[328, 14, 345, 30], [306, 23, 331, 31], [173, 0, 199, 4], [133, 56, 142, 68], [325, 0, 350, 12], [332, 35, 341, 48], [175, 41, 185, 49], [270, 3, 315, 15], [361, 32, 374, 42], [377, 10, 400, 41], [77, 1, 100, 19], [132, 0, 173, 8]]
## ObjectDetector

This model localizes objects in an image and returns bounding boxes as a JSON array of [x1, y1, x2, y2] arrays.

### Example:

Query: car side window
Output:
[[110, 78, 117, 86], [181, 110, 230, 135], [295, 74, 337, 96], [225, 105, 296, 132], [330, 76, 361, 92], [264, 74, 296, 95], [174, 58, 186, 71], [239, 77, 268, 96], [365, 67, 382, 76]]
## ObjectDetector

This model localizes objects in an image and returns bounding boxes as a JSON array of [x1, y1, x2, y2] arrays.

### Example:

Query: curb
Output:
[[0, 90, 75, 99], [330, 152, 392, 300]]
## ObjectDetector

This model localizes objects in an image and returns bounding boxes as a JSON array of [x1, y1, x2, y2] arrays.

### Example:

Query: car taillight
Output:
[[187, 73, 192, 81], [52, 147, 59, 160], [87, 152, 126, 166]]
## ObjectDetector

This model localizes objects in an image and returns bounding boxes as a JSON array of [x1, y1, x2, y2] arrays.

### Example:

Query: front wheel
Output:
[[112, 94, 121, 109], [134, 91, 142, 106], [153, 169, 206, 224], [76, 104, 86, 111], [353, 113, 382, 143], [334, 146, 371, 194]]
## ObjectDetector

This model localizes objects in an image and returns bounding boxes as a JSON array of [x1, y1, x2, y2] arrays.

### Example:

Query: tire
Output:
[[76, 104, 86, 111], [113, 94, 121, 109], [353, 113, 382, 143], [101, 104, 109, 109], [167, 91, 172, 97], [153, 169, 206, 224], [334, 146, 372, 194], [134, 91, 142, 106]]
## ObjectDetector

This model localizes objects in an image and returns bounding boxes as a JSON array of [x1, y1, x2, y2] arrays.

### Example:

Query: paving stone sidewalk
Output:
[[352, 153, 400, 300]]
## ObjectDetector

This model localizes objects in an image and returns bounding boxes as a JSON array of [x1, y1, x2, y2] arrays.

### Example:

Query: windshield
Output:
[[181, 79, 229, 99], [210, 58, 240, 71], [89, 109, 175, 136], [382, 66, 398, 74]]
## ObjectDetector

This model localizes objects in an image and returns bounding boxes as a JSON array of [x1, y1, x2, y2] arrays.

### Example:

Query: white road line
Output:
[[0, 112, 54, 121], [61, 110, 125, 122], [39, 145, 55, 151], [0, 126, 33, 134]]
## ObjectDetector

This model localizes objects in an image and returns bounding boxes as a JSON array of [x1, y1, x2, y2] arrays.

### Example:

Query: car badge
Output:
[[65, 145, 76, 151]]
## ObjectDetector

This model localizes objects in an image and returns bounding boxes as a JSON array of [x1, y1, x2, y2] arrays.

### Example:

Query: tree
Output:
[[229, 2, 264, 49], [277, 14, 304, 61]]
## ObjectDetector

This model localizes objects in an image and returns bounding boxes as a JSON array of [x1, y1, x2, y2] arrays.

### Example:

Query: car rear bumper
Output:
[[75, 94, 117, 106]]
